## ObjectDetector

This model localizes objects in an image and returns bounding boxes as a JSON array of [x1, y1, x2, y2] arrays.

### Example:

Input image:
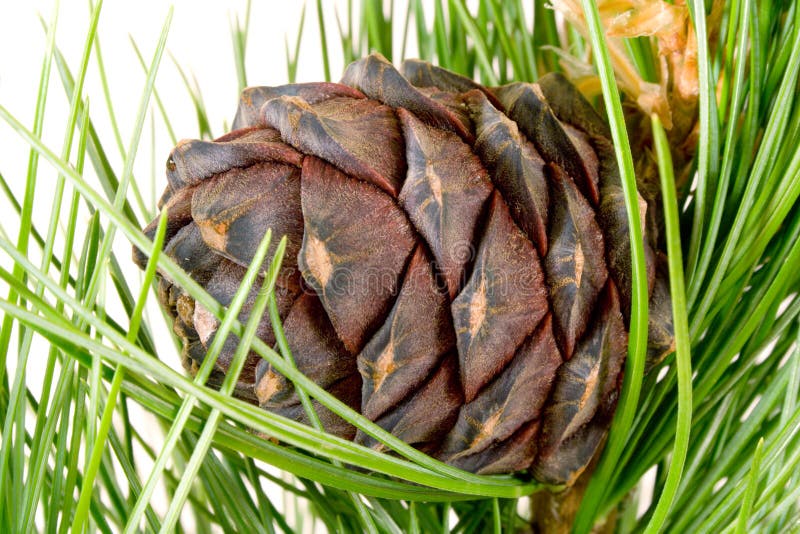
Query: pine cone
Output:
[[134, 54, 674, 486]]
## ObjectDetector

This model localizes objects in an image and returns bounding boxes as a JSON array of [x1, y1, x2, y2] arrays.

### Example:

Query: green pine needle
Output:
[[572, 0, 648, 529], [643, 114, 693, 534]]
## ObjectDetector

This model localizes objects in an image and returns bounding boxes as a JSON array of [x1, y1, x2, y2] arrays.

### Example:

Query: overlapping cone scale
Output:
[[134, 54, 674, 486]]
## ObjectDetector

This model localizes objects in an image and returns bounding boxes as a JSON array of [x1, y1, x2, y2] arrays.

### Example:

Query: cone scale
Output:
[[134, 54, 673, 486]]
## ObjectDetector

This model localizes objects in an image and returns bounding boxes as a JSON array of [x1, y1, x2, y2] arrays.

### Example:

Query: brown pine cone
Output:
[[134, 54, 674, 486]]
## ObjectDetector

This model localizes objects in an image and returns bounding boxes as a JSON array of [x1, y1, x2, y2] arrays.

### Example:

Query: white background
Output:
[[0, 0, 364, 208]]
